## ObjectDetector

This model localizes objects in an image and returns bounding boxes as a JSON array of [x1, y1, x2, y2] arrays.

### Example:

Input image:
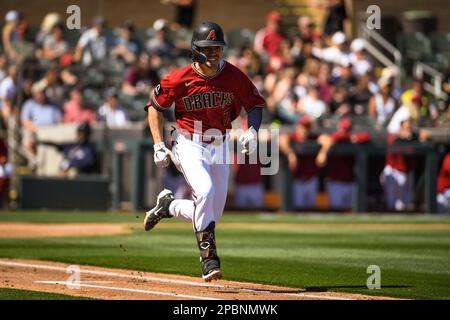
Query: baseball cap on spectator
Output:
[[153, 19, 169, 31], [41, 12, 61, 32], [31, 78, 48, 94], [122, 20, 135, 32], [93, 16, 106, 27], [5, 10, 18, 23], [339, 117, 353, 132], [350, 38, 365, 52], [298, 16, 314, 28], [331, 31, 346, 45], [105, 87, 118, 98], [378, 76, 392, 89], [266, 10, 281, 22], [77, 122, 92, 136], [381, 66, 398, 80], [297, 115, 312, 127]]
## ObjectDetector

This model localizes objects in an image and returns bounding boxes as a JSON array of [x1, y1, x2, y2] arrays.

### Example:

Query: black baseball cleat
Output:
[[144, 189, 174, 231], [201, 257, 222, 282]]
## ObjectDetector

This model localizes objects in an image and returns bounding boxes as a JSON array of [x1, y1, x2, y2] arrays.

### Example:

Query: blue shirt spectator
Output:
[[21, 96, 62, 126]]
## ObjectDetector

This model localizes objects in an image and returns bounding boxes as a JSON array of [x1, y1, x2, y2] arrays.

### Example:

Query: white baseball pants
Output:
[[292, 177, 319, 209], [233, 183, 264, 208], [169, 134, 230, 232], [327, 180, 354, 209], [437, 189, 450, 214], [381, 165, 414, 211]]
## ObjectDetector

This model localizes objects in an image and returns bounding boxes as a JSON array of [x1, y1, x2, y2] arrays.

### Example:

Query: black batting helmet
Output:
[[191, 21, 226, 63]]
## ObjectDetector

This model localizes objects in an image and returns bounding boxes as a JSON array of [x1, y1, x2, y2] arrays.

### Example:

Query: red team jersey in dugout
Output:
[[146, 61, 266, 134]]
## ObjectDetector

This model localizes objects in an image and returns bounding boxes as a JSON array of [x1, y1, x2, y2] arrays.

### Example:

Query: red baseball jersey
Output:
[[288, 132, 319, 180], [146, 61, 266, 134], [328, 131, 371, 182], [385, 133, 416, 173], [438, 153, 450, 193]]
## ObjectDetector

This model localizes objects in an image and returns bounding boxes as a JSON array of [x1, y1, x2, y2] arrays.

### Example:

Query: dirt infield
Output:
[[0, 223, 131, 238], [0, 259, 396, 300]]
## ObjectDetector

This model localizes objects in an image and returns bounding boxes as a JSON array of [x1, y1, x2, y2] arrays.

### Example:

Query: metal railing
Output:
[[362, 28, 403, 88], [414, 61, 449, 102]]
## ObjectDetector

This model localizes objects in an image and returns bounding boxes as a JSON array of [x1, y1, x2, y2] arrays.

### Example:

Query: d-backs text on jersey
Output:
[[182, 91, 234, 111]]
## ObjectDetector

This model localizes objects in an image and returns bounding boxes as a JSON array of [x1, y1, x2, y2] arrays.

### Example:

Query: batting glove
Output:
[[239, 127, 258, 155], [153, 142, 171, 168]]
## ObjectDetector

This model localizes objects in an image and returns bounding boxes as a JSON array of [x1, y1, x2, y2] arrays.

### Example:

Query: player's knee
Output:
[[196, 185, 215, 201]]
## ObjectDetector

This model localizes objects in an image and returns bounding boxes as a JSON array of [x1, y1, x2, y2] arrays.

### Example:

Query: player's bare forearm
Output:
[[148, 107, 165, 144]]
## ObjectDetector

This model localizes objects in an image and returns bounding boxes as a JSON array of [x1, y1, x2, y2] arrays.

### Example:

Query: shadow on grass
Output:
[[305, 285, 412, 292]]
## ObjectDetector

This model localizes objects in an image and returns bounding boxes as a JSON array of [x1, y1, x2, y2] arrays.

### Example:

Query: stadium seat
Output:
[[83, 88, 103, 109], [431, 33, 450, 60], [83, 67, 106, 87], [136, 27, 152, 45], [397, 32, 433, 60], [226, 28, 255, 49]]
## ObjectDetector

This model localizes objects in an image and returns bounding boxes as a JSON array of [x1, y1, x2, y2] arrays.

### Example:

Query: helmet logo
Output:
[[206, 30, 217, 41]]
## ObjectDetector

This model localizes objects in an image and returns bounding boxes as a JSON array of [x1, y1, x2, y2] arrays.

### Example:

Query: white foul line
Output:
[[0, 259, 352, 300], [35, 281, 221, 300]]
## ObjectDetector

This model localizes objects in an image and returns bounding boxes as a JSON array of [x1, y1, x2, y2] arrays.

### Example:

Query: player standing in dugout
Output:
[[143, 21, 266, 281]]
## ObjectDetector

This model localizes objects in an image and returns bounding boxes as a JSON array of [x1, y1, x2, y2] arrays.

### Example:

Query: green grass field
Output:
[[0, 288, 91, 300], [0, 211, 449, 300]]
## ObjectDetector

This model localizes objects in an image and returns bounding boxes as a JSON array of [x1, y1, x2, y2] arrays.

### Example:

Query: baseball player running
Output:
[[144, 21, 266, 281]]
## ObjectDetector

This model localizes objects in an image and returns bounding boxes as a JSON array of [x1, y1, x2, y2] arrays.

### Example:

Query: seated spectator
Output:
[[63, 88, 97, 124], [42, 65, 66, 107], [296, 16, 320, 43], [35, 12, 62, 48], [381, 116, 423, 211], [437, 152, 450, 214], [349, 38, 372, 78], [316, 117, 371, 210], [388, 89, 424, 134], [40, 122, 97, 177], [8, 18, 35, 64], [270, 68, 298, 124], [0, 137, 12, 208], [279, 116, 320, 209], [0, 64, 17, 123], [368, 76, 398, 128], [348, 74, 374, 115], [236, 47, 264, 78], [400, 78, 439, 127], [329, 83, 350, 116], [317, 62, 333, 104], [20, 79, 62, 159], [147, 19, 176, 60], [111, 20, 141, 65], [74, 16, 113, 66], [98, 88, 129, 127], [313, 31, 349, 66], [41, 23, 69, 62], [121, 53, 160, 96], [298, 80, 327, 119]]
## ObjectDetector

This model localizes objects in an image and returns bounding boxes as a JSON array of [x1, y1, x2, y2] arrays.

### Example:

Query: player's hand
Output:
[[153, 142, 171, 168], [239, 127, 258, 155]]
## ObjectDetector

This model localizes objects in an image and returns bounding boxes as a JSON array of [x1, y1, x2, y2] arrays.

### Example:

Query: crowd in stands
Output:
[[1, 3, 450, 212]]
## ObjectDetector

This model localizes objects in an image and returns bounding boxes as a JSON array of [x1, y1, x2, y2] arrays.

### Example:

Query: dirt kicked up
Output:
[[0, 259, 397, 300]]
